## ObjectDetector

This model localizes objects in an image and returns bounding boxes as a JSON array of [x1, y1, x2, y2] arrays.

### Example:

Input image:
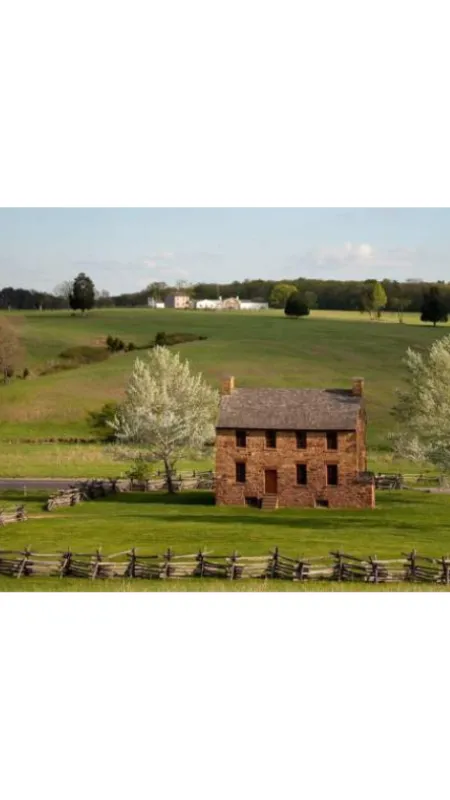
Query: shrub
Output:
[[125, 457, 152, 483], [284, 292, 310, 318], [59, 346, 110, 364], [106, 336, 126, 352], [155, 331, 167, 346], [154, 332, 207, 347], [87, 402, 119, 441], [127, 342, 136, 352], [22, 367, 30, 379]]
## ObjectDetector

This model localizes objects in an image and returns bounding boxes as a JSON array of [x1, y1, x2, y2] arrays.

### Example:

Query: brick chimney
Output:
[[221, 376, 235, 395], [352, 377, 364, 397]]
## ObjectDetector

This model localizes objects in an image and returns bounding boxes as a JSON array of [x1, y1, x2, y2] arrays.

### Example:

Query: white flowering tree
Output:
[[390, 335, 450, 473], [111, 346, 219, 492]]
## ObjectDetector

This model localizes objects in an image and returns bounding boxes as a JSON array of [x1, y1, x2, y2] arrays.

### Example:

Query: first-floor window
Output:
[[296, 464, 307, 485], [236, 462, 246, 483], [326, 464, 339, 486]]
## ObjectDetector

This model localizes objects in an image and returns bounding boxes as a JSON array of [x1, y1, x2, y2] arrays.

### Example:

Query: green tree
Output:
[[69, 273, 96, 313], [304, 290, 318, 310], [0, 318, 23, 383], [372, 281, 387, 318], [420, 286, 448, 327], [284, 292, 310, 318], [359, 280, 387, 319], [87, 402, 119, 441], [269, 283, 297, 308], [390, 294, 411, 323]]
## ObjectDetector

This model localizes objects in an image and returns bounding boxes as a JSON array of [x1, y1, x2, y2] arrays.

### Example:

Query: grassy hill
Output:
[[0, 307, 447, 476]]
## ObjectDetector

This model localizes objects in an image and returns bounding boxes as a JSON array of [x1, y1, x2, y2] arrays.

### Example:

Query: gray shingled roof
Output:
[[217, 388, 362, 431]]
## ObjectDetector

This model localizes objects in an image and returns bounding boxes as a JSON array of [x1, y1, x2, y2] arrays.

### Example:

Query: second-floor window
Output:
[[296, 431, 307, 449], [236, 462, 246, 483], [236, 429, 247, 448], [326, 431, 338, 450], [265, 430, 277, 448]]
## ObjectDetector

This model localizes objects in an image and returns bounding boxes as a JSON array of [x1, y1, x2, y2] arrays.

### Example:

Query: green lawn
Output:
[[0, 307, 447, 476], [1, 489, 450, 591]]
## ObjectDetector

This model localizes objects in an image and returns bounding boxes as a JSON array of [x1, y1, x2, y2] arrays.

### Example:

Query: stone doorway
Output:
[[264, 469, 278, 494]]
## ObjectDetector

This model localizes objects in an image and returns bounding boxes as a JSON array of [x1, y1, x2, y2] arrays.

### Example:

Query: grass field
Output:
[[1, 489, 450, 591], [0, 307, 447, 476]]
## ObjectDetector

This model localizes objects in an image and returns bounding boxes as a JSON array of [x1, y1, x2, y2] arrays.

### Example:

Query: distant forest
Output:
[[1, 277, 449, 313]]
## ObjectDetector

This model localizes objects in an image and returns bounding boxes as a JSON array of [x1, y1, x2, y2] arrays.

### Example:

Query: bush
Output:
[[284, 292, 310, 318], [125, 458, 152, 483], [155, 331, 167, 346], [127, 342, 136, 352], [154, 332, 208, 347], [59, 346, 110, 364], [106, 335, 126, 352], [22, 367, 30, 379], [87, 402, 119, 441]]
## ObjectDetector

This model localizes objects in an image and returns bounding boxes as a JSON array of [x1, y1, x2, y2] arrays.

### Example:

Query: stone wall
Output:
[[215, 414, 374, 509]]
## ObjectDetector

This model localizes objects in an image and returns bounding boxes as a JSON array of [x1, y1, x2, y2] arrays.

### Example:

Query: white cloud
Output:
[[285, 242, 420, 279]]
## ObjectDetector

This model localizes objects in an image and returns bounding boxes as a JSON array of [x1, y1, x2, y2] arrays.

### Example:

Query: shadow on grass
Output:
[[0, 491, 48, 504], [113, 511, 427, 535], [99, 491, 216, 506]]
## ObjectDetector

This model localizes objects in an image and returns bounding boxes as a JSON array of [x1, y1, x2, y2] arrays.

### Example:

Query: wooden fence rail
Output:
[[45, 472, 216, 510], [1, 547, 450, 584], [0, 506, 28, 526]]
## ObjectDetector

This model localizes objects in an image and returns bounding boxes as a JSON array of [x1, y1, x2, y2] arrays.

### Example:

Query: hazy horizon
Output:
[[1, 208, 449, 295]]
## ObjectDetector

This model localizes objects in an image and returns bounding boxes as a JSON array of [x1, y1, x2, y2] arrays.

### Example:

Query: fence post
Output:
[[92, 549, 102, 580], [409, 549, 417, 582], [197, 548, 205, 578], [229, 550, 238, 580], [294, 558, 305, 581], [17, 547, 30, 578], [270, 547, 279, 579], [60, 549, 72, 577], [163, 548, 173, 579], [333, 551, 344, 581], [129, 547, 136, 578], [371, 555, 379, 584]]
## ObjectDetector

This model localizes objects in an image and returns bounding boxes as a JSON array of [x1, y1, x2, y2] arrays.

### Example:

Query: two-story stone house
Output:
[[215, 377, 374, 509]]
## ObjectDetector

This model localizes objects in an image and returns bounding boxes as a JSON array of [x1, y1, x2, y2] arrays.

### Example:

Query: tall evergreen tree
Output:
[[69, 273, 96, 313], [420, 286, 448, 327]]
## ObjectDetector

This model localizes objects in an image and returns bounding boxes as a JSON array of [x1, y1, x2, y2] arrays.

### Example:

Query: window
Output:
[[326, 464, 339, 486], [296, 431, 307, 449], [245, 497, 261, 508], [236, 462, 246, 483], [315, 499, 329, 508], [296, 464, 307, 485], [265, 430, 277, 448], [326, 431, 338, 450], [236, 429, 247, 448]]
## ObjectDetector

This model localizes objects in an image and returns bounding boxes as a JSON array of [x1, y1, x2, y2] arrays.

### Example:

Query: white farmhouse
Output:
[[195, 297, 223, 310], [147, 297, 165, 309]]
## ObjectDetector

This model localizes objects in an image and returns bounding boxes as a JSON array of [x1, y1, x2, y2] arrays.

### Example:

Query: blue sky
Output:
[[1, 208, 449, 294]]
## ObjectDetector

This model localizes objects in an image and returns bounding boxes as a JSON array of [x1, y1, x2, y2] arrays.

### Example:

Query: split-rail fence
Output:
[[1, 547, 450, 584]]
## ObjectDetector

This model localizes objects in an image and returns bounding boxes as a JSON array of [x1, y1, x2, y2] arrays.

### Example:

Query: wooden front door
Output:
[[265, 469, 278, 494]]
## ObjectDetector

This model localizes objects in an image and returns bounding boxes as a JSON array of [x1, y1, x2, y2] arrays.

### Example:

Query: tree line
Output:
[[1, 273, 450, 321]]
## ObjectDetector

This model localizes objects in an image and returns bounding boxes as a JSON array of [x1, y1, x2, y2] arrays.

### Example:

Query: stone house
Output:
[[215, 377, 374, 509], [164, 291, 191, 309]]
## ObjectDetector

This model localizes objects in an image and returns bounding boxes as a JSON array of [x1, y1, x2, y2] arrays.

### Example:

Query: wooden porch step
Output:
[[261, 494, 279, 511]]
